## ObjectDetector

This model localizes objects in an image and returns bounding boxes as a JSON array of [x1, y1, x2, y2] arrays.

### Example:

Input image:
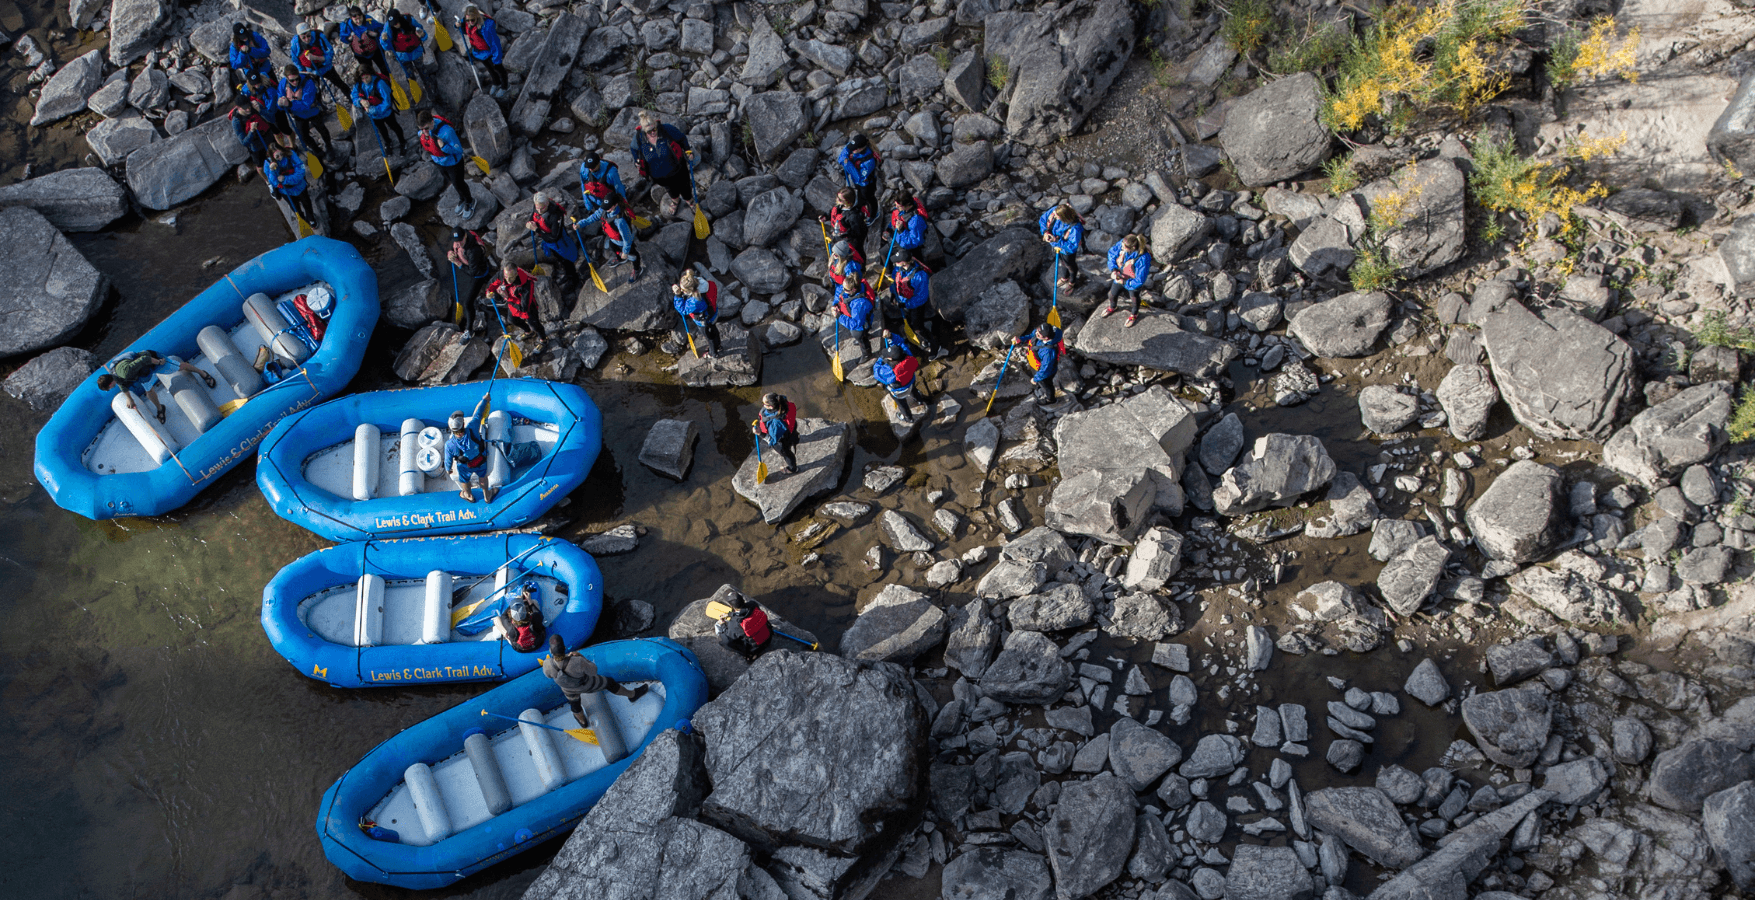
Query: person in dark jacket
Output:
[[713, 593, 772, 661], [1013, 323, 1062, 404], [543, 635, 649, 727], [229, 100, 277, 167], [630, 111, 692, 213], [837, 132, 879, 224], [820, 187, 868, 256], [496, 582, 546, 652], [524, 190, 581, 290], [752, 392, 799, 473], [445, 229, 494, 332]]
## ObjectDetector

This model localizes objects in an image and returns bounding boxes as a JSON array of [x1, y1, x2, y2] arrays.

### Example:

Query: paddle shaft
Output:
[[983, 342, 1017, 415], [451, 540, 546, 603], [479, 710, 593, 742]]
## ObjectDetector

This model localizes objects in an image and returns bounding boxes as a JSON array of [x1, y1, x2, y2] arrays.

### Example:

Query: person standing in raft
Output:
[[444, 396, 497, 503], [751, 392, 799, 474], [543, 636, 649, 727], [714, 593, 771, 661], [496, 582, 546, 652]]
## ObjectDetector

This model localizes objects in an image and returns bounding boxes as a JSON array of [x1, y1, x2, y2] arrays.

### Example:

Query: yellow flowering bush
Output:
[[1323, 0, 1528, 134]]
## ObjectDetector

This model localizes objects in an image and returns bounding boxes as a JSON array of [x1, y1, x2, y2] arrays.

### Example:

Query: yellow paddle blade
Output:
[[451, 597, 486, 626], [589, 262, 607, 294], [693, 204, 710, 239], [1046, 305, 1062, 329], [408, 76, 423, 104], [501, 335, 524, 369], [831, 351, 844, 383], [304, 151, 324, 179], [294, 213, 316, 238], [633, 215, 652, 229], [902, 320, 921, 348], [756, 459, 769, 484], [566, 728, 599, 745], [335, 102, 353, 131], [472, 155, 491, 176], [382, 155, 396, 187], [686, 329, 699, 358], [454, 301, 466, 326], [531, 264, 549, 277], [433, 18, 453, 51], [218, 398, 248, 416], [705, 600, 734, 619], [391, 79, 410, 110], [820, 220, 831, 256]]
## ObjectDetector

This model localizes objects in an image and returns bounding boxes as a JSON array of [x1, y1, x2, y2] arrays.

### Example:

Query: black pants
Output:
[[353, 50, 390, 78], [437, 160, 474, 205], [853, 180, 878, 223], [510, 311, 547, 344], [653, 168, 691, 205], [458, 270, 491, 326], [1106, 282, 1142, 316], [765, 431, 798, 471], [675, 318, 721, 355], [369, 113, 407, 148], [902, 303, 938, 354], [280, 189, 316, 223], [1032, 376, 1056, 403], [719, 629, 762, 660], [1055, 252, 1081, 287], [289, 113, 333, 156], [475, 57, 508, 88], [315, 68, 349, 98]]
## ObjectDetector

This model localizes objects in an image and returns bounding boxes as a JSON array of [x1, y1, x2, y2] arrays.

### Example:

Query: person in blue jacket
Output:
[[444, 396, 498, 503], [577, 149, 627, 210], [339, 5, 390, 78], [1101, 233, 1154, 327], [227, 23, 273, 90], [582, 197, 643, 283], [834, 273, 874, 335], [262, 144, 316, 224], [886, 193, 928, 253], [886, 249, 941, 357], [417, 110, 477, 217], [459, 5, 509, 94], [277, 64, 335, 159], [239, 69, 286, 132], [837, 132, 879, 224], [1013, 323, 1062, 404], [229, 100, 277, 167], [630, 111, 692, 214], [671, 270, 721, 358], [381, 10, 429, 82], [828, 241, 862, 289], [751, 393, 799, 473], [351, 69, 407, 152], [289, 22, 348, 96], [1039, 204, 1085, 291], [872, 344, 921, 418]]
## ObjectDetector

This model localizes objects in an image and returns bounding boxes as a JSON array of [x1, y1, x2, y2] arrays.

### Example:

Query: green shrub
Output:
[[1221, 0, 1278, 54], [987, 55, 1009, 90], [1732, 386, 1755, 443], [1323, 153, 1359, 194], [1696, 311, 1755, 352], [1350, 243, 1400, 291]]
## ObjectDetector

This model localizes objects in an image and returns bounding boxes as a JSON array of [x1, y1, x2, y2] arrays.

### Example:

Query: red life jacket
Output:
[[417, 114, 455, 157], [292, 294, 327, 341], [359, 78, 384, 108], [757, 401, 798, 436], [349, 27, 375, 56], [295, 35, 326, 69], [894, 261, 931, 299], [493, 270, 535, 319], [464, 19, 490, 51], [391, 24, 421, 52], [702, 281, 719, 318], [891, 198, 927, 230], [829, 204, 857, 238], [740, 607, 771, 643], [231, 107, 270, 136], [511, 622, 541, 651], [602, 206, 631, 242], [891, 355, 920, 386], [530, 204, 567, 236], [583, 179, 613, 203]]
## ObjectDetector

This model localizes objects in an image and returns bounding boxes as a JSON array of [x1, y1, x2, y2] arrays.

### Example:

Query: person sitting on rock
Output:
[[872, 343, 921, 420], [581, 198, 642, 283], [524, 191, 581, 291], [97, 351, 213, 423], [1014, 322, 1063, 405], [487, 262, 546, 347], [444, 397, 496, 502], [543, 635, 649, 728], [496, 582, 546, 652], [1039, 204, 1085, 291], [340, 5, 390, 79], [458, 5, 509, 95], [671, 270, 721, 358], [713, 593, 772, 661], [228, 23, 274, 91], [751, 392, 799, 474], [886, 193, 929, 255], [1101, 233, 1153, 327], [820, 187, 869, 256], [837, 133, 880, 225]]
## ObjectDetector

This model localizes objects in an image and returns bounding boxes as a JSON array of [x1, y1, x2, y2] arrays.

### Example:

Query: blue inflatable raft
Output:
[[255, 379, 601, 542], [316, 638, 709, 889], [33, 237, 378, 520], [261, 534, 603, 689]]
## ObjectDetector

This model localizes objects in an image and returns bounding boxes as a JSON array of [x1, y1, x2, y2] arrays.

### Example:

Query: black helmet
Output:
[[348, 4, 363, 15], [848, 132, 868, 149], [1036, 323, 1055, 340], [451, 228, 465, 242], [233, 22, 249, 36], [894, 248, 914, 266], [883, 345, 906, 362], [582, 149, 601, 167], [510, 603, 530, 622]]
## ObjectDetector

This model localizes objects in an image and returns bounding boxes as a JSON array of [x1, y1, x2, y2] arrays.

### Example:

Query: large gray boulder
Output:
[[1107, 717, 1183, 791], [1288, 291, 1392, 358], [1376, 536, 1450, 615], [1219, 72, 1330, 186], [1043, 774, 1135, 900], [938, 140, 994, 189], [985, 0, 1135, 146], [1358, 385, 1420, 434], [392, 323, 491, 384], [1460, 686, 1552, 768], [1370, 790, 1554, 900], [506, 13, 588, 134], [3, 345, 96, 410], [1045, 468, 1155, 544], [1703, 780, 1755, 891], [109, 0, 170, 63], [1357, 158, 1466, 277], [941, 848, 1052, 900], [1212, 433, 1336, 516], [730, 248, 791, 293], [1649, 739, 1755, 813], [741, 188, 803, 249], [1478, 298, 1637, 441], [1709, 68, 1755, 181], [125, 118, 249, 210], [695, 652, 925, 855], [0, 168, 129, 232], [838, 584, 948, 664], [30, 50, 106, 126], [1149, 203, 1212, 261], [1053, 385, 1196, 507], [638, 418, 699, 480], [1071, 308, 1238, 377], [930, 227, 1049, 320], [1224, 844, 1314, 900], [1465, 460, 1564, 563], [86, 115, 160, 166], [0, 207, 108, 358], [1437, 363, 1499, 441], [981, 630, 1072, 704], [1602, 381, 1733, 488], [730, 418, 851, 524], [1006, 583, 1095, 632], [463, 92, 512, 168], [1304, 787, 1424, 868], [567, 272, 669, 331], [744, 91, 807, 162]]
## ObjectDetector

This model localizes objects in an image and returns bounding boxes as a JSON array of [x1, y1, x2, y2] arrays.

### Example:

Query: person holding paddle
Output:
[[227, 23, 274, 91], [885, 193, 929, 255], [1100, 233, 1154, 327], [820, 188, 868, 257], [229, 99, 278, 168], [445, 229, 494, 333], [1014, 322, 1063, 405], [713, 593, 771, 661], [751, 393, 799, 475], [382, 11, 430, 84], [486, 262, 547, 347], [872, 343, 921, 420], [577, 150, 628, 208], [278, 65, 336, 161], [581, 197, 642, 283], [351, 69, 408, 153], [444, 397, 497, 502], [459, 5, 510, 96], [417, 111, 477, 218], [495, 583, 545, 652], [1039, 204, 1085, 293], [543, 636, 648, 728], [263, 143, 318, 228], [832, 262, 874, 337], [837, 132, 880, 225], [289, 21, 349, 97], [671, 270, 721, 358], [886, 249, 941, 357], [525, 191, 581, 291], [340, 6, 390, 78]]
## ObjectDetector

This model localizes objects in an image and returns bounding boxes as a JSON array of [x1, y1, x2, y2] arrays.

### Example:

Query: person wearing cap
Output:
[[713, 592, 771, 661], [832, 259, 873, 335], [459, 5, 510, 95], [229, 98, 278, 168], [543, 636, 650, 728], [487, 261, 546, 346], [290, 21, 348, 97], [1039, 204, 1085, 292], [1101, 233, 1154, 327], [445, 228, 494, 333], [837, 132, 880, 225], [380, 10, 429, 83], [872, 343, 922, 419], [444, 395, 497, 502], [240, 69, 289, 134], [629, 111, 692, 215], [671, 269, 721, 358], [580, 195, 642, 283], [263, 143, 318, 225], [339, 5, 390, 78], [496, 581, 546, 652], [1013, 322, 1063, 404], [417, 110, 477, 218], [228, 23, 274, 91], [577, 150, 627, 212], [886, 193, 929, 253], [827, 240, 862, 289], [524, 190, 581, 291], [351, 68, 407, 153], [751, 392, 799, 473], [886, 249, 941, 357], [278, 64, 336, 159], [820, 187, 869, 258]]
